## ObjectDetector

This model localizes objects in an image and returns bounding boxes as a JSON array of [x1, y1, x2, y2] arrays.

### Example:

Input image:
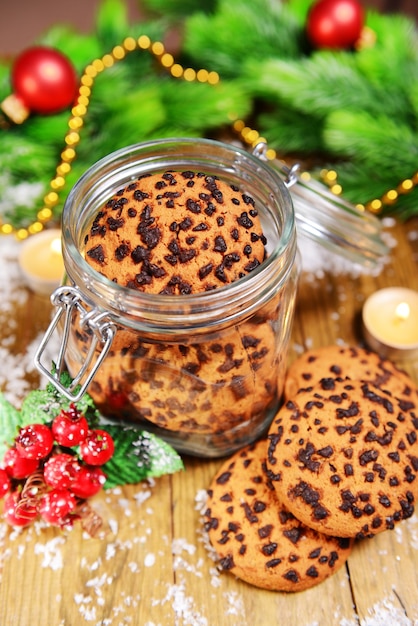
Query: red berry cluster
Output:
[[0, 404, 114, 529]]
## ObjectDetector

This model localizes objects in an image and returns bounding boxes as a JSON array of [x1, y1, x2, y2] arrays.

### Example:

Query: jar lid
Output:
[[290, 174, 389, 268], [254, 146, 389, 268]]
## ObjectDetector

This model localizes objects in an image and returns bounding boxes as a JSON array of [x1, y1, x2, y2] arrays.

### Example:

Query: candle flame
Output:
[[395, 301, 410, 321], [50, 237, 62, 255]]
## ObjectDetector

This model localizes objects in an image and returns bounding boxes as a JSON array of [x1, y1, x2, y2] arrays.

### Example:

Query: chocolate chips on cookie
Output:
[[84, 170, 267, 294], [204, 438, 353, 592], [204, 344, 418, 591], [284, 345, 418, 406], [266, 377, 418, 539]]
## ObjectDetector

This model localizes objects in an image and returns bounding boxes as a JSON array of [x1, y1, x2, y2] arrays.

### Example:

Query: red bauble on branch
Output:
[[1, 46, 78, 124], [306, 0, 364, 50]]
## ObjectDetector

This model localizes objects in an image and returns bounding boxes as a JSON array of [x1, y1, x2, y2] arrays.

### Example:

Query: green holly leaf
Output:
[[102, 425, 184, 489], [19, 388, 63, 427], [0, 394, 23, 459], [20, 372, 99, 428]]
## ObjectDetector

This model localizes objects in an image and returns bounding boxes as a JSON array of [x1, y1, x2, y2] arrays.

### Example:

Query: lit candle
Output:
[[18, 229, 65, 296], [362, 287, 418, 360]]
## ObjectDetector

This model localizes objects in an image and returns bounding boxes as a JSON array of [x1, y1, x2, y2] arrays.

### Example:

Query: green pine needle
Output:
[[324, 110, 418, 175], [0, 133, 54, 181], [324, 159, 418, 219], [161, 79, 251, 130], [257, 108, 324, 154], [96, 0, 131, 45], [365, 10, 418, 69], [23, 112, 70, 145], [0, 64, 11, 101], [183, 0, 302, 77], [386, 190, 418, 220], [286, 0, 313, 22], [141, 0, 216, 19], [39, 26, 102, 72], [93, 83, 166, 148], [244, 52, 408, 120]]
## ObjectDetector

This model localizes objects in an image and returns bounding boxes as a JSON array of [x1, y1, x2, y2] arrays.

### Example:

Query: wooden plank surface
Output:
[[0, 214, 418, 626]]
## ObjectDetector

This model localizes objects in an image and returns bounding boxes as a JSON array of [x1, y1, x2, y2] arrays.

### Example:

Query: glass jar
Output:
[[36, 138, 299, 457]]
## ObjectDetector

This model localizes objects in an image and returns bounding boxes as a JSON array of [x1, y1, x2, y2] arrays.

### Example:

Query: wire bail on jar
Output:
[[35, 285, 116, 402], [252, 142, 300, 189]]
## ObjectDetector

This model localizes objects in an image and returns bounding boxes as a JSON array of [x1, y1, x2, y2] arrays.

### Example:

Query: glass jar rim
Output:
[[61, 137, 297, 330]]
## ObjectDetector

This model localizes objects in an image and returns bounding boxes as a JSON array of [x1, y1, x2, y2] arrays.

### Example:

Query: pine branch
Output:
[[66, 78, 251, 184], [0, 133, 55, 181], [141, 0, 216, 19], [2, 0, 418, 226], [244, 52, 410, 121], [160, 79, 251, 130], [0, 64, 11, 101], [387, 189, 418, 220], [355, 13, 418, 129], [326, 160, 400, 203], [183, 0, 303, 77], [84, 82, 166, 153], [324, 160, 418, 220], [286, 0, 314, 22], [39, 21, 166, 74], [324, 110, 418, 175], [96, 0, 131, 45], [364, 10, 418, 72], [23, 112, 70, 145], [39, 26, 102, 73], [257, 108, 324, 153], [0, 173, 46, 228]]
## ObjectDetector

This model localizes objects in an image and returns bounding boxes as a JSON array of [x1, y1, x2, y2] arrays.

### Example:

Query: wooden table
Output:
[[1, 215, 418, 626]]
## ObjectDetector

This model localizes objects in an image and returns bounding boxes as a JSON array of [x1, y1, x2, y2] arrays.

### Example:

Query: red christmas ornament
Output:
[[1, 46, 78, 124], [306, 0, 364, 50]]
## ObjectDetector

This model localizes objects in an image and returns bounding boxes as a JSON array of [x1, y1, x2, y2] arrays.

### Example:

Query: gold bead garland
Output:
[[320, 168, 418, 215], [0, 35, 220, 240], [1, 34, 417, 238], [232, 118, 313, 186]]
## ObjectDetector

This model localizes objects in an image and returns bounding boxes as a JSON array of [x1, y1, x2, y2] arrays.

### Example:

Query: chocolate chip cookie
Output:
[[267, 377, 418, 539], [86, 316, 278, 438], [284, 345, 418, 406], [84, 170, 267, 294], [204, 438, 353, 591]]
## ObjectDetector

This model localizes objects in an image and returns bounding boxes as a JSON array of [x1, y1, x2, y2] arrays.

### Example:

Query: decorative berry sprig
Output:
[[0, 370, 183, 534], [2, 414, 112, 530]]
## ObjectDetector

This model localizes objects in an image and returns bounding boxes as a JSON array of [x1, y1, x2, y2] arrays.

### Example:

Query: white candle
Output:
[[362, 287, 418, 360], [18, 229, 65, 296]]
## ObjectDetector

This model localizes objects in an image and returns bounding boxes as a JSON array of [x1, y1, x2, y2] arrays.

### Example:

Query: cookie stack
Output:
[[204, 345, 418, 592]]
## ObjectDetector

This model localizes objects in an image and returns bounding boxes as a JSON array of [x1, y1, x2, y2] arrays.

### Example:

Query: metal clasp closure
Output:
[[252, 142, 300, 188], [35, 285, 116, 402]]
